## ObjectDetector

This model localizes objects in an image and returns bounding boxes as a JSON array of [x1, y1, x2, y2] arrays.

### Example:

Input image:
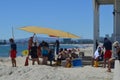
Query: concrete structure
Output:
[[93, 0, 120, 52], [113, 60, 120, 80]]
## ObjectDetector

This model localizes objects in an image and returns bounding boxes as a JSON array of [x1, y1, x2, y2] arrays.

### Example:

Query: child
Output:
[[65, 57, 72, 68], [93, 47, 102, 67]]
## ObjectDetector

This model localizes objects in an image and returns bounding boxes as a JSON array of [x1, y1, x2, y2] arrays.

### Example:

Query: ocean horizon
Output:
[[0, 43, 87, 57]]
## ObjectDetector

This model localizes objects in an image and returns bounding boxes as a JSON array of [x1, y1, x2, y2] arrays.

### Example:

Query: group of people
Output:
[[9, 36, 120, 70], [56, 48, 79, 67], [26, 34, 56, 66], [9, 34, 80, 67], [9, 34, 59, 67], [93, 37, 120, 72]]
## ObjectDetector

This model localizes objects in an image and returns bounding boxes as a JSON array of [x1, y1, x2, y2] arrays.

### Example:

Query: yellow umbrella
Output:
[[49, 29, 79, 38], [19, 26, 56, 36], [19, 26, 79, 38]]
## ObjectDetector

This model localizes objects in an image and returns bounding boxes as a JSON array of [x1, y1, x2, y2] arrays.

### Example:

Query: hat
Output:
[[113, 41, 119, 47]]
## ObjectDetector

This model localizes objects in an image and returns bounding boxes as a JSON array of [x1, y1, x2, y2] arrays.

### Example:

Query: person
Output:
[[65, 57, 72, 68], [37, 43, 42, 58], [41, 45, 49, 65], [25, 34, 35, 66], [96, 40, 99, 49], [9, 38, 17, 67], [107, 41, 120, 72], [56, 48, 64, 66], [30, 42, 40, 65], [28, 36, 34, 55], [103, 37, 112, 68], [48, 49, 54, 66], [40, 40, 49, 48], [93, 46, 102, 67], [55, 40, 60, 55]]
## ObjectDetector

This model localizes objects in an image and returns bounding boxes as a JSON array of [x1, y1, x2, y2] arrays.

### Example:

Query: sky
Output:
[[0, 0, 113, 40]]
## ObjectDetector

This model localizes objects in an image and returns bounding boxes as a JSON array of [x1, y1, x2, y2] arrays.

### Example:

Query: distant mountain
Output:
[[15, 37, 63, 43]]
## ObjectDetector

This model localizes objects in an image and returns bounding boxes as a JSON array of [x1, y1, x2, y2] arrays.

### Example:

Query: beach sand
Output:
[[0, 44, 113, 80]]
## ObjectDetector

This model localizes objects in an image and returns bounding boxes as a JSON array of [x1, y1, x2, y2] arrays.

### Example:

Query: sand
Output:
[[0, 44, 113, 80]]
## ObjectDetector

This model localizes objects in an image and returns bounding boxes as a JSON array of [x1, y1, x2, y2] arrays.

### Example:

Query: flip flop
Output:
[[107, 69, 111, 72]]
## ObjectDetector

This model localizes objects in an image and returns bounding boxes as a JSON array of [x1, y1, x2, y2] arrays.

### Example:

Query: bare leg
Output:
[[104, 59, 106, 68], [32, 59, 35, 65], [11, 59, 14, 67], [107, 58, 114, 72], [37, 58, 40, 65], [44, 57, 48, 65], [14, 59, 16, 67]]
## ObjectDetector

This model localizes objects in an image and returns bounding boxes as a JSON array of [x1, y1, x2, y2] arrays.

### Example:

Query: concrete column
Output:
[[113, 60, 120, 80], [114, 0, 120, 41], [93, 0, 99, 53]]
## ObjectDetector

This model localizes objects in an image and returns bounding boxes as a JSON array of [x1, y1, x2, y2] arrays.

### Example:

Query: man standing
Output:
[[9, 38, 17, 67], [103, 37, 112, 68], [55, 40, 60, 55]]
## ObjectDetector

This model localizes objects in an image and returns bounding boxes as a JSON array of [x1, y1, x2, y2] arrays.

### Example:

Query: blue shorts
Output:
[[42, 49, 48, 57]]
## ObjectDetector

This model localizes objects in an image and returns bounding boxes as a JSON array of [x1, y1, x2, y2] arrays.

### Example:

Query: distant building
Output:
[[0, 40, 7, 45], [63, 38, 72, 44]]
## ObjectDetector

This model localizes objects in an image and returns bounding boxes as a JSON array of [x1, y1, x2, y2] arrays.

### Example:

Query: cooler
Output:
[[72, 58, 82, 67]]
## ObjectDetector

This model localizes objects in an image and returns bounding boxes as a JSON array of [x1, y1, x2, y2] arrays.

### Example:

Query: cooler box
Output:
[[72, 58, 82, 67]]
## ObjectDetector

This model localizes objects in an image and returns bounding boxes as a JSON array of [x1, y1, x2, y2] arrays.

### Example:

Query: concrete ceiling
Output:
[[96, 0, 114, 4]]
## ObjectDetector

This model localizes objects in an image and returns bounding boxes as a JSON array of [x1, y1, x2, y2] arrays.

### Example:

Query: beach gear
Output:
[[22, 50, 29, 56], [19, 26, 79, 38], [72, 58, 82, 67], [94, 61, 99, 67]]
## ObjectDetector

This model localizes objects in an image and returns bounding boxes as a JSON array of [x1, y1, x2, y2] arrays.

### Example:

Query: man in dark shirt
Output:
[[103, 37, 112, 68], [55, 40, 60, 55], [30, 42, 40, 65], [9, 38, 17, 67]]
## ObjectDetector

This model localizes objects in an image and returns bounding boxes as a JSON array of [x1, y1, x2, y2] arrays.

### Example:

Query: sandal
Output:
[[107, 69, 111, 72]]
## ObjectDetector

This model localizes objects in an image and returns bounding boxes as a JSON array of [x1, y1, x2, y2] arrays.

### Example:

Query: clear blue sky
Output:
[[0, 0, 113, 40]]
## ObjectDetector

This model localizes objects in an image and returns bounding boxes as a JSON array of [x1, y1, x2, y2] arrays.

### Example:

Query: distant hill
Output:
[[15, 37, 63, 44]]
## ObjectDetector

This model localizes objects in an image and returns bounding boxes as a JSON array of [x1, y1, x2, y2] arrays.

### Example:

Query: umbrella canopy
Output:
[[19, 26, 80, 38]]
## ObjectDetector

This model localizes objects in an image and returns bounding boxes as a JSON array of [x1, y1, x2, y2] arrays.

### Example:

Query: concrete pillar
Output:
[[93, 0, 99, 53], [114, 0, 120, 41], [113, 60, 120, 80]]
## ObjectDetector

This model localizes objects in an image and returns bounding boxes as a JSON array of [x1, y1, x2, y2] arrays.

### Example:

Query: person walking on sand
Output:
[[9, 38, 17, 67], [55, 40, 60, 55], [103, 37, 112, 68], [107, 41, 120, 72]]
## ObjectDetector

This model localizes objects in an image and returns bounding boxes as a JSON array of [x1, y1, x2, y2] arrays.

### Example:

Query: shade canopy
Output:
[[19, 26, 80, 38]]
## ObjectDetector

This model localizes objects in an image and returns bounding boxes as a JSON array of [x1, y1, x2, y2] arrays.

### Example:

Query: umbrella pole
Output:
[[34, 33, 40, 45], [12, 27, 15, 39]]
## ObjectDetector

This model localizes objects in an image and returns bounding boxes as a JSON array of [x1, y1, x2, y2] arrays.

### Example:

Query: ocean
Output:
[[0, 43, 82, 57]]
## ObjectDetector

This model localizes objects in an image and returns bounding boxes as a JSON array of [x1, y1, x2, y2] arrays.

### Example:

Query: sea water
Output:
[[0, 43, 82, 57], [0, 43, 28, 57]]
